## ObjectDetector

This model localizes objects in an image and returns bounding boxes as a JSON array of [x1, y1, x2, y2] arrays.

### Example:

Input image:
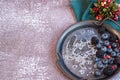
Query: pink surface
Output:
[[0, 0, 75, 80], [0, 0, 120, 80]]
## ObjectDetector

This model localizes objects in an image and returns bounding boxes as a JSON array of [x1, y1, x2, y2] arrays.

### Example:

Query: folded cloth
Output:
[[71, 0, 120, 32]]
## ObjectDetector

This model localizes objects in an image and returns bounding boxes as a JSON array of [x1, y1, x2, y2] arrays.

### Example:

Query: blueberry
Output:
[[93, 57, 100, 63], [91, 36, 99, 45], [114, 48, 119, 53], [112, 43, 118, 48], [107, 48, 113, 53], [94, 69, 102, 77], [103, 65, 117, 76], [117, 53, 120, 57], [102, 59, 109, 64], [97, 61, 104, 69], [101, 32, 110, 40], [96, 43, 102, 49], [101, 46, 107, 52], [111, 51, 117, 57], [104, 40, 110, 46], [109, 58, 114, 64]]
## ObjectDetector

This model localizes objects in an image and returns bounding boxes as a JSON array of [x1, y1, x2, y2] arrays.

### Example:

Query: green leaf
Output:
[[109, 12, 113, 16], [113, 6, 118, 11], [106, 7, 110, 11], [90, 8, 95, 14], [113, 3, 118, 7], [103, 8, 107, 12]]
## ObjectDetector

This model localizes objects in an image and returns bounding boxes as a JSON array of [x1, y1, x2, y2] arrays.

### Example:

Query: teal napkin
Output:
[[71, 0, 120, 32]]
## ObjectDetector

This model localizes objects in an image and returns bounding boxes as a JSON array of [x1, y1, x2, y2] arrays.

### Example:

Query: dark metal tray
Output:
[[56, 20, 120, 80]]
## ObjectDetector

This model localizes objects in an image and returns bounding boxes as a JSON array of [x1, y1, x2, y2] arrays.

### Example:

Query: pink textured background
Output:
[[0, 0, 120, 80], [0, 0, 75, 80]]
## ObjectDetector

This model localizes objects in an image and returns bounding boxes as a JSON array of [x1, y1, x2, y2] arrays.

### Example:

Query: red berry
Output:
[[103, 0, 107, 2], [96, 14, 103, 20], [114, 15, 118, 21], [117, 11, 120, 15], [104, 5, 108, 8], [119, 46, 120, 49], [103, 55, 110, 59], [103, 56, 107, 59], [107, 55, 111, 59], [115, 40, 119, 43], [112, 11, 116, 14], [117, 6, 120, 15], [112, 65, 115, 70], [93, 7, 99, 13], [108, 0, 112, 3], [108, 45, 112, 48]]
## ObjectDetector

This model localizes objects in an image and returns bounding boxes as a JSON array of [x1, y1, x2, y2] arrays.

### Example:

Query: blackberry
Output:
[[103, 65, 117, 76], [91, 36, 99, 45], [110, 34, 118, 42], [96, 50, 105, 58], [115, 57, 120, 65]]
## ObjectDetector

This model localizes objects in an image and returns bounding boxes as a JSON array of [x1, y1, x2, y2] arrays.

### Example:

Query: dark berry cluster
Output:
[[90, 0, 120, 21], [91, 27, 120, 77]]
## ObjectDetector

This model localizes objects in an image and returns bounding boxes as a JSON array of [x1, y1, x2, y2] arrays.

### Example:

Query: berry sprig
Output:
[[90, 0, 120, 21]]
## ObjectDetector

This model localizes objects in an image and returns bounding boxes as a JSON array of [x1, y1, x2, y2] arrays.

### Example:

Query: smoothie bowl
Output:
[[56, 20, 120, 80]]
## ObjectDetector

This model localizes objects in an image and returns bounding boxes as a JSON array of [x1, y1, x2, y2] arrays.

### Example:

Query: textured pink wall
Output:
[[0, 0, 120, 80]]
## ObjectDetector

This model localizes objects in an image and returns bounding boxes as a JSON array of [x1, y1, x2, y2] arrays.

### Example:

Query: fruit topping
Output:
[[101, 46, 107, 52], [96, 43, 102, 49], [107, 48, 113, 53], [102, 58, 109, 64], [117, 53, 120, 57], [111, 51, 117, 57], [108, 58, 114, 64], [101, 32, 110, 40], [103, 65, 117, 76], [104, 40, 110, 46], [94, 69, 102, 77], [91, 27, 120, 78], [97, 61, 104, 69], [91, 36, 99, 45], [112, 43, 118, 48], [96, 50, 105, 58], [115, 57, 120, 65]]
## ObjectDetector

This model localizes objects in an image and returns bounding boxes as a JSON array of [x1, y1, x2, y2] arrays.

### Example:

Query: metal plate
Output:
[[56, 20, 120, 80]]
